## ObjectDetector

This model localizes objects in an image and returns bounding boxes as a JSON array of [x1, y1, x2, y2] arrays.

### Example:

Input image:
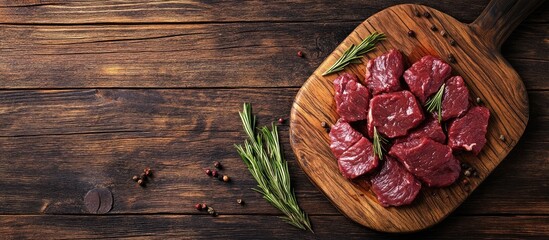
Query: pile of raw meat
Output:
[[329, 49, 490, 207]]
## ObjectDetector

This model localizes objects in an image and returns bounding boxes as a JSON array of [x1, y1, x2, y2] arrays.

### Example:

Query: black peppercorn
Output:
[[499, 135, 506, 141], [414, 9, 421, 17], [132, 175, 139, 182], [449, 39, 456, 46], [321, 122, 327, 128], [448, 54, 456, 63], [407, 30, 415, 37], [476, 97, 482, 104], [237, 199, 244, 205], [440, 30, 447, 37], [464, 169, 472, 177], [137, 179, 145, 186], [473, 171, 478, 177], [325, 127, 331, 133], [140, 173, 148, 180], [218, 175, 224, 181], [430, 25, 437, 31], [461, 163, 470, 169], [213, 161, 222, 169], [423, 12, 431, 18]]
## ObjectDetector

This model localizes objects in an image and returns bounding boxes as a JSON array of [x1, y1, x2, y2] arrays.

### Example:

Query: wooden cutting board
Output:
[[289, 0, 542, 233]]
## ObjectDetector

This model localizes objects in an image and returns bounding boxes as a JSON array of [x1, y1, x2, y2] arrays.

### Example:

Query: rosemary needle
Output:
[[235, 103, 313, 232], [373, 126, 388, 159], [425, 83, 446, 122], [322, 32, 386, 76]]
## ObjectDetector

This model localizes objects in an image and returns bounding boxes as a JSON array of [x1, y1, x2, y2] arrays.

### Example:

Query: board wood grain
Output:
[[290, 0, 542, 232]]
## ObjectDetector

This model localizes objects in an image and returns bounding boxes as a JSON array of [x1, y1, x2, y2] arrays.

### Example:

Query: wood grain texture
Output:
[[0, 22, 546, 88], [1, 215, 548, 239], [290, 3, 536, 232]]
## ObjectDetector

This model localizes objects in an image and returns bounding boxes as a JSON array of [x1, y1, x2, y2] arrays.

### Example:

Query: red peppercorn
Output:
[[297, 51, 303, 58], [201, 203, 207, 209], [144, 167, 152, 177], [278, 118, 285, 124], [213, 161, 222, 169], [195, 203, 202, 210], [212, 170, 219, 178], [205, 169, 212, 176]]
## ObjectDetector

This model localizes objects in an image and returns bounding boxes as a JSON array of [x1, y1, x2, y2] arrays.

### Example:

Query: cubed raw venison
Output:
[[448, 106, 490, 155], [334, 73, 371, 122], [403, 55, 452, 103], [439, 76, 470, 121], [365, 49, 403, 95], [367, 91, 424, 138], [390, 138, 461, 187], [338, 137, 379, 179], [393, 116, 446, 144], [329, 119, 362, 158], [370, 156, 421, 207]]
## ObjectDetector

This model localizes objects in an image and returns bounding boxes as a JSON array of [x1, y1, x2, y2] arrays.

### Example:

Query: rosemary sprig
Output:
[[235, 103, 313, 232], [425, 83, 446, 122], [322, 32, 386, 76], [373, 126, 388, 160]]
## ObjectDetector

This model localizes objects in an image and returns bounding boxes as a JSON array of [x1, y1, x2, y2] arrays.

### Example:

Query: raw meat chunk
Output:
[[370, 156, 421, 207], [329, 119, 362, 158], [365, 49, 404, 95], [448, 106, 490, 155], [440, 76, 470, 121], [338, 137, 379, 179], [393, 116, 446, 144], [390, 138, 461, 187], [334, 73, 371, 122], [403, 55, 451, 103], [367, 91, 424, 138]]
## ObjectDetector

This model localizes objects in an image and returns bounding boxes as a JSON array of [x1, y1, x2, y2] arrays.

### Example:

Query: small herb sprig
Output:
[[235, 103, 313, 232], [322, 32, 386, 76], [425, 83, 446, 122], [373, 127, 388, 159]]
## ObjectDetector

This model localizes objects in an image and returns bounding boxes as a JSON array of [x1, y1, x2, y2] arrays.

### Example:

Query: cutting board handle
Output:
[[470, 0, 545, 49]]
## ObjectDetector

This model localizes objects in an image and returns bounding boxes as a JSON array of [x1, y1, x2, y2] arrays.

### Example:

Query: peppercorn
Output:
[[132, 175, 139, 182], [140, 173, 148, 180], [413, 9, 421, 17], [195, 203, 202, 210], [476, 97, 482, 104], [448, 54, 456, 63], [223, 175, 230, 182], [461, 163, 470, 169], [464, 169, 472, 177], [423, 12, 431, 18], [137, 179, 145, 186], [430, 25, 437, 31], [321, 122, 328, 128], [440, 30, 447, 37], [218, 175, 224, 181], [473, 171, 478, 177], [212, 170, 219, 178], [407, 30, 415, 37], [297, 51, 303, 58], [462, 179, 469, 185], [499, 135, 506, 141], [214, 161, 222, 169], [144, 167, 152, 177], [325, 127, 331, 133], [278, 118, 285, 124], [237, 199, 244, 205], [207, 207, 217, 216], [449, 39, 456, 46], [205, 169, 212, 176], [201, 203, 207, 209]]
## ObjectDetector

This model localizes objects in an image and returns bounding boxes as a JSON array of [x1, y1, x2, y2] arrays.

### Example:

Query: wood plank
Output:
[[0, 22, 546, 89], [0, 124, 546, 215], [0, 89, 547, 141], [0, 215, 547, 239], [0, 0, 546, 24]]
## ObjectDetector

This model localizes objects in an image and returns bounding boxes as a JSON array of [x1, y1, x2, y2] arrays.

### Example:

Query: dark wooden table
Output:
[[0, 1, 547, 239]]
